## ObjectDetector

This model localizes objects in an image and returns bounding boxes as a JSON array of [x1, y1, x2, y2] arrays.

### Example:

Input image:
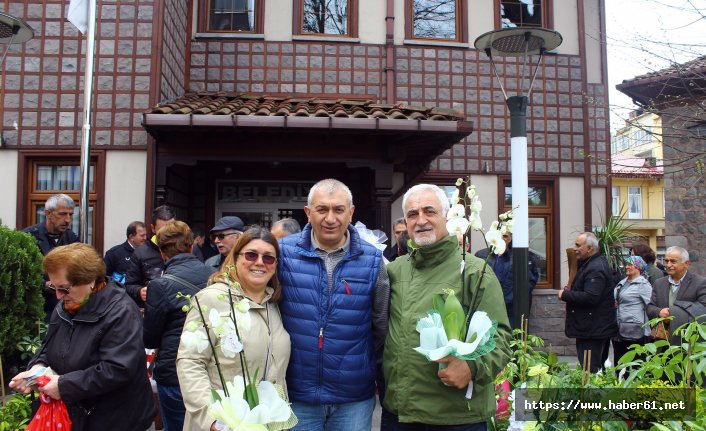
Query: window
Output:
[[499, 0, 550, 28], [503, 180, 554, 288], [633, 126, 651, 147], [628, 186, 642, 219], [611, 186, 619, 215], [618, 134, 629, 151], [204, 0, 263, 33], [411, 0, 459, 40], [610, 136, 617, 154], [26, 160, 98, 246], [300, 0, 352, 35]]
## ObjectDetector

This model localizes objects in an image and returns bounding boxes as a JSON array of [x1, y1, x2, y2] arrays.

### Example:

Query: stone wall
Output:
[[662, 105, 706, 274], [530, 290, 576, 356]]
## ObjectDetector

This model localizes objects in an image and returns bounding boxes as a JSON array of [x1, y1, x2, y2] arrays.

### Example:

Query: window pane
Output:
[[628, 186, 641, 219], [209, 0, 255, 31], [529, 217, 548, 284], [611, 186, 619, 215], [413, 0, 457, 39], [501, 0, 543, 28], [504, 185, 547, 206], [35, 165, 94, 192], [303, 0, 348, 35], [36, 204, 94, 245]]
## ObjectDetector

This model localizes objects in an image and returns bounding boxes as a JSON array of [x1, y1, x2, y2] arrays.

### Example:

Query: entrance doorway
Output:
[[219, 204, 307, 230], [215, 181, 312, 230]]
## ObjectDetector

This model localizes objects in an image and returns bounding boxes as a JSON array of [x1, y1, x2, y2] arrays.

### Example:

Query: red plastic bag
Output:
[[26, 376, 72, 431]]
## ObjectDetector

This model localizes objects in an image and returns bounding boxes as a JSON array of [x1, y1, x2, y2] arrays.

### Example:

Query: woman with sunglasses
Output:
[[613, 255, 653, 365], [9, 242, 156, 431], [177, 226, 292, 431]]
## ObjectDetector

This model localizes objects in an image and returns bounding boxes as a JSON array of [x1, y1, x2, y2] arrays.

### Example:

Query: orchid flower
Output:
[[447, 204, 466, 220], [446, 217, 469, 236], [485, 229, 506, 255], [180, 329, 209, 353], [209, 376, 293, 431], [468, 211, 483, 231]]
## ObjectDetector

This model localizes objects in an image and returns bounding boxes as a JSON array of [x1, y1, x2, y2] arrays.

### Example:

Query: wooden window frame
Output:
[[18, 152, 105, 251], [499, 176, 557, 289], [293, 0, 359, 38], [494, 0, 553, 29], [405, 0, 467, 43], [199, 0, 265, 34]]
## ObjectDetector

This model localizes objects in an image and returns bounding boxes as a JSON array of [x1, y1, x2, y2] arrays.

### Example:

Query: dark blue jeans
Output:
[[381, 409, 488, 431], [156, 384, 185, 431]]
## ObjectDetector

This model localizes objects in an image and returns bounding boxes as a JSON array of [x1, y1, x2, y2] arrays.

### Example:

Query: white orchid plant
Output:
[[179, 266, 296, 431], [414, 177, 514, 399]]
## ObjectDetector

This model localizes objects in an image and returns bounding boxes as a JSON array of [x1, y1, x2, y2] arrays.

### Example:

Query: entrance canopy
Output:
[[142, 93, 473, 181]]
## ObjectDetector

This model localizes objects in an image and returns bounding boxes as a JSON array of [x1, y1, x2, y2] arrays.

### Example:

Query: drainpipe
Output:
[[385, 0, 395, 104]]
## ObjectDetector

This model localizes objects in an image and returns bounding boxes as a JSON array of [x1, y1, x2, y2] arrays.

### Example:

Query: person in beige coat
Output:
[[177, 227, 291, 431]]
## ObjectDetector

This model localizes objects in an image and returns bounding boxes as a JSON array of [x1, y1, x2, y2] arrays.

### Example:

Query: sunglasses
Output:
[[212, 232, 241, 241], [48, 283, 73, 294], [239, 251, 277, 265]]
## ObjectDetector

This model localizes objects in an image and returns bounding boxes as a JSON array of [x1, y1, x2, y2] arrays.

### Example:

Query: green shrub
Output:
[[0, 225, 44, 361], [0, 393, 32, 431]]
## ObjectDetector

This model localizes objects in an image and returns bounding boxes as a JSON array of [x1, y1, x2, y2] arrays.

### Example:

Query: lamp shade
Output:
[[0, 12, 34, 44], [474, 27, 562, 57]]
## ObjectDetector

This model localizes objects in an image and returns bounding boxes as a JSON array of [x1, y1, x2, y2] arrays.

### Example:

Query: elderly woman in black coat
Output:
[[10, 242, 156, 431]]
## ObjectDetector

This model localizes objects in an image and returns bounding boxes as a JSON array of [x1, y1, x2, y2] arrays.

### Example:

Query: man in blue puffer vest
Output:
[[278, 178, 390, 431]]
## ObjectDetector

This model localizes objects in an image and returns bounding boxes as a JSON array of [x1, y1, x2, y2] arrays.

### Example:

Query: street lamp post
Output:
[[474, 27, 562, 329]]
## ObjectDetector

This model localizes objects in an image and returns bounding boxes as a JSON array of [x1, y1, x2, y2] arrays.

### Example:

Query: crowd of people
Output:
[[9, 179, 706, 431]]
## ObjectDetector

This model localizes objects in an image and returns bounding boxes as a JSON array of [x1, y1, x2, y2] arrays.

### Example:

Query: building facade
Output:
[[1, 0, 612, 354], [611, 111, 665, 255], [618, 55, 706, 273]]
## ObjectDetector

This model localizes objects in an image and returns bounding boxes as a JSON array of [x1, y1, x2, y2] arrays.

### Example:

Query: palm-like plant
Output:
[[593, 205, 635, 273]]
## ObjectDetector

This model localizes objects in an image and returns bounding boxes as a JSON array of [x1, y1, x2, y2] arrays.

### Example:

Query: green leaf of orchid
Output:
[[443, 312, 460, 340], [211, 388, 221, 402], [432, 293, 445, 314]]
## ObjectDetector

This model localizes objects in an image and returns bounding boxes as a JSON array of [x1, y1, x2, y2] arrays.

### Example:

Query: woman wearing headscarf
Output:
[[613, 255, 653, 365], [9, 243, 156, 431]]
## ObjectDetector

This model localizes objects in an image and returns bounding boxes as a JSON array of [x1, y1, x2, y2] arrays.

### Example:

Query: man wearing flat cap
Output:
[[205, 216, 245, 271]]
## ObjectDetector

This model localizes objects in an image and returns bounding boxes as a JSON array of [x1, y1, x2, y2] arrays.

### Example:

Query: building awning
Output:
[[611, 154, 663, 178], [616, 55, 706, 108], [142, 93, 473, 177]]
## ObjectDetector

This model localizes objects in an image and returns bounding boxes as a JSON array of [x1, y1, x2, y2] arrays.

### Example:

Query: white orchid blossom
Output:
[[467, 185, 476, 198], [451, 189, 460, 204], [209, 376, 293, 431], [181, 329, 209, 353], [469, 196, 482, 214], [485, 229, 506, 255], [447, 204, 466, 220], [468, 211, 483, 231], [233, 299, 252, 331], [446, 217, 469, 236], [220, 331, 243, 358]]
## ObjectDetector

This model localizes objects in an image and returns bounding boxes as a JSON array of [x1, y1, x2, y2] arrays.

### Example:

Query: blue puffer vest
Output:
[[278, 224, 382, 404]]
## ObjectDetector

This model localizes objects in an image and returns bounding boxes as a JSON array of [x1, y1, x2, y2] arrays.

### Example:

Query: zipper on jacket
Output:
[[318, 327, 324, 349], [342, 279, 351, 295]]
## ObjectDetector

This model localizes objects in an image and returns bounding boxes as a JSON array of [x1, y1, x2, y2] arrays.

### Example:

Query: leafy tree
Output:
[[0, 225, 44, 361]]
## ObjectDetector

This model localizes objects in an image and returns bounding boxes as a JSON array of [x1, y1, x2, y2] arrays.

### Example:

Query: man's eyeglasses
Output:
[[212, 232, 241, 241], [239, 251, 277, 265], [48, 283, 73, 294]]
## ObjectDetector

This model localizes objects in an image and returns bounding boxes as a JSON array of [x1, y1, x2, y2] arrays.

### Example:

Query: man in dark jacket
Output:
[[383, 218, 406, 262], [204, 216, 245, 271], [278, 179, 389, 430], [559, 232, 617, 372], [476, 232, 539, 328], [104, 221, 147, 284], [22, 193, 79, 318], [143, 221, 215, 431], [125, 205, 176, 307]]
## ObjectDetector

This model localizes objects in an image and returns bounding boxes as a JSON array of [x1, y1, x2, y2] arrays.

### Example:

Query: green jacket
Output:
[[383, 235, 512, 425]]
